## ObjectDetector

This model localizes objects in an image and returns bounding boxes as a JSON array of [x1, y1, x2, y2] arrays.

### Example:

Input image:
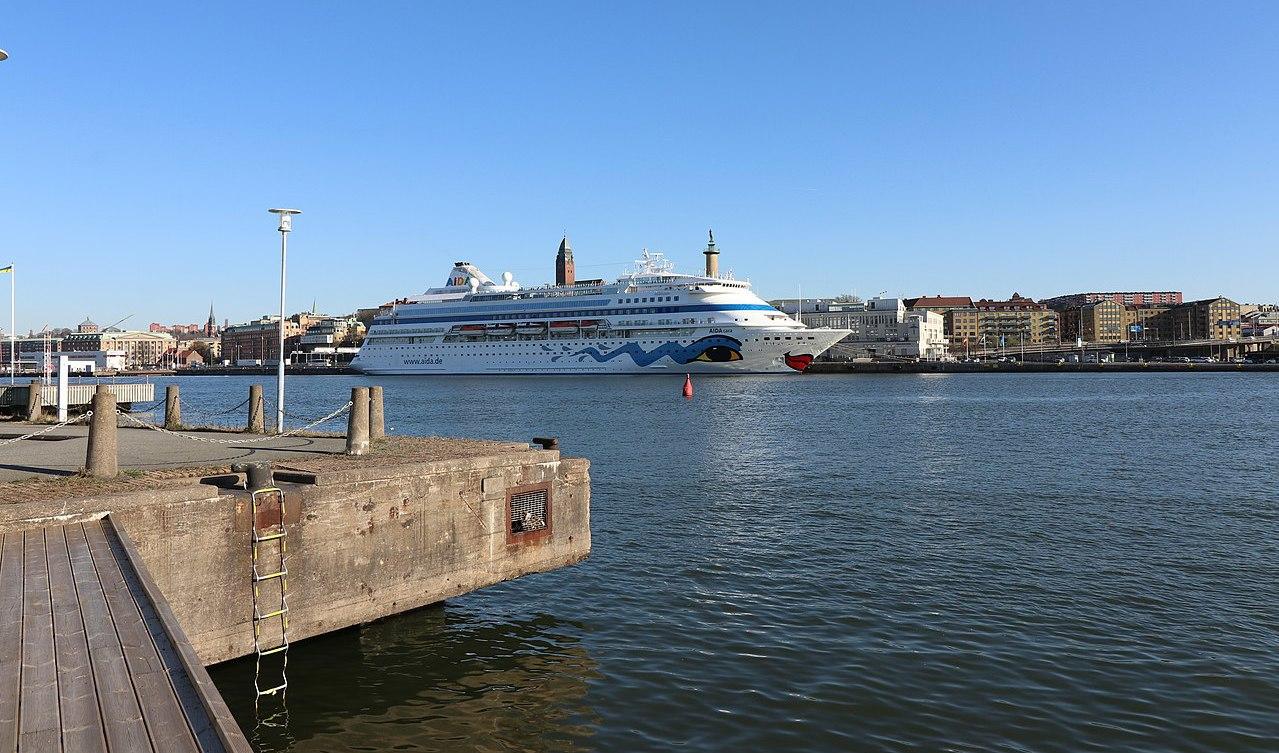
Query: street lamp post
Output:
[[268, 208, 301, 434], [1, 49, 9, 382]]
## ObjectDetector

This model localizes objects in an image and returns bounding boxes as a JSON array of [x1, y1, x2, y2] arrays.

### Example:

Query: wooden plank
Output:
[[46, 525, 107, 753], [19, 529, 60, 753], [83, 521, 201, 753], [107, 519, 251, 753], [66, 522, 152, 753], [0, 532, 25, 751]]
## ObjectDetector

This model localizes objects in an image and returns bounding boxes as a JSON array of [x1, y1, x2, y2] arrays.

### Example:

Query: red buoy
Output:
[[683, 373, 694, 398]]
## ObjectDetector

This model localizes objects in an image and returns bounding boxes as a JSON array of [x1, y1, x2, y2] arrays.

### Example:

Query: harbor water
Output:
[[164, 372, 1279, 752]]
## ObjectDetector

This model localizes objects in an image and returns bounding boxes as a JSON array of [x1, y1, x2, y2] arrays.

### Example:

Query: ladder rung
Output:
[[253, 570, 287, 581], [256, 683, 287, 696], [254, 607, 288, 620], [258, 644, 289, 656], [253, 531, 286, 542]]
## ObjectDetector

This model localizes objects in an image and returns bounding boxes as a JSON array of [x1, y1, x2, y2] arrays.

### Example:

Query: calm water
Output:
[[155, 372, 1279, 752]]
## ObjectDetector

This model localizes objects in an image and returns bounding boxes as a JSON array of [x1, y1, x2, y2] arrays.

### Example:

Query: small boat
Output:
[[485, 323, 515, 335], [516, 322, 547, 335], [550, 321, 579, 334]]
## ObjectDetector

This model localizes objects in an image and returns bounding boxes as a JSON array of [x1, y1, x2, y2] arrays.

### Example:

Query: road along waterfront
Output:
[[173, 372, 1279, 753]]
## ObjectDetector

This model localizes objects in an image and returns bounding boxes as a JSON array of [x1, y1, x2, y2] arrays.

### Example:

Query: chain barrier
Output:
[[0, 411, 93, 448], [116, 402, 352, 444]]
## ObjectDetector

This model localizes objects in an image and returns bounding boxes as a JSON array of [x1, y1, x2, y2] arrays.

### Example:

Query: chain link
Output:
[[0, 411, 93, 447], [116, 401, 352, 444]]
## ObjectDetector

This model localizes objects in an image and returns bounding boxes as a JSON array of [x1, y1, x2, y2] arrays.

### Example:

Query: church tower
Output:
[[703, 229, 720, 277], [555, 235, 575, 286], [205, 302, 217, 337]]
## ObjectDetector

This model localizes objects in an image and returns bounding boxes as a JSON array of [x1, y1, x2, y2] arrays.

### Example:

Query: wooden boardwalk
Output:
[[0, 518, 252, 753]]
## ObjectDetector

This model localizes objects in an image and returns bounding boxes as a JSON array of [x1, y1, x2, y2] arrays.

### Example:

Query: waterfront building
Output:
[[1043, 291, 1183, 308], [1120, 305, 1172, 341], [0, 334, 64, 371], [1059, 299, 1126, 343], [222, 312, 362, 365], [800, 297, 948, 360], [904, 296, 975, 340], [220, 315, 307, 365], [945, 293, 1058, 350], [1240, 307, 1279, 332], [77, 317, 100, 334], [61, 330, 176, 368], [1158, 297, 1241, 341]]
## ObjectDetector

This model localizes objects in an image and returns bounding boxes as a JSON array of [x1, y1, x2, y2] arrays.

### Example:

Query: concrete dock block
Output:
[[164, 384, 181, 430], [25, 379, 41, 422], [248, 384, 265, 434], [346, 387, 370, 456], [369, 385, 385, 439], [85, 385, 118, 478]]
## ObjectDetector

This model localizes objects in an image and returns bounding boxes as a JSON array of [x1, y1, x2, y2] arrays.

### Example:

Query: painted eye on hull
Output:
[[694, 346, 742, 362]]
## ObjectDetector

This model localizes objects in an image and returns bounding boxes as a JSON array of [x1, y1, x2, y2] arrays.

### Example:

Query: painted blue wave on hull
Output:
[[548, 335, 742, 366]]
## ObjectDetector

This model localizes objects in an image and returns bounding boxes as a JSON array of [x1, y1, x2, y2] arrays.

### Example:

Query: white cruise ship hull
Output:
[[351, 327, 848, 375]]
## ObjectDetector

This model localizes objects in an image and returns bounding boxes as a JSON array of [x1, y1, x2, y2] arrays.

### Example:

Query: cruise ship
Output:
[[350, 233, 850, 375]]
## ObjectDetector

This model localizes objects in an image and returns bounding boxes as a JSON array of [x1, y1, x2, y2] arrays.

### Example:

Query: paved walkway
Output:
[[0, 517, 252, 752], [0, 424, 348, 482]]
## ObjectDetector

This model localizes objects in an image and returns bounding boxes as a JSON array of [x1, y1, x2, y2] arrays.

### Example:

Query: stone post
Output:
[[85, 385, 118, 478], [164, 384, 182, 430], [369, 385, 385, 440], [346, 386, 370, 456], [248, 384, 265, 434], [25, 379, 41, 423]]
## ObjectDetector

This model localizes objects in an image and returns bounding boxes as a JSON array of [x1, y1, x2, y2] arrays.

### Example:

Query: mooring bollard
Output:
[[25, 379, 41, 423], [85, 385, 118, 478], [248, 384, 265, 434], [369, 385, 385, 439], [164, 384, 181, 430], [346, 386, 370, 456]]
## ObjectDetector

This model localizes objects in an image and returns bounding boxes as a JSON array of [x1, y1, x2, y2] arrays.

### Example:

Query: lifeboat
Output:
[[516, 322, 547, 335], [485, 323, 515, 336], [455, 324, 485, 334], [550, 321, 580, 335]]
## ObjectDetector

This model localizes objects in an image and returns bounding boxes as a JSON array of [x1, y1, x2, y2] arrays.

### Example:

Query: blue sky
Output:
[[1, 1, 1276, 330]]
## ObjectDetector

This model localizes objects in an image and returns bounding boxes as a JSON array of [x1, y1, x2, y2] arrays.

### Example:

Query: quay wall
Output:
[[0, 447, 590, 665], [808, 361, 1279, 375]]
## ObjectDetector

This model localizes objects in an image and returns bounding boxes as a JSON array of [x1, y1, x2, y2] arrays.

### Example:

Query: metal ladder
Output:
[[251, 486, 290, 706]]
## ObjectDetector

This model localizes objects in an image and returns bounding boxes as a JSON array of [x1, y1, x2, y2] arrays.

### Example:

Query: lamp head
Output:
[[0, 50, 9, 62], [268, 207, 302, 232]]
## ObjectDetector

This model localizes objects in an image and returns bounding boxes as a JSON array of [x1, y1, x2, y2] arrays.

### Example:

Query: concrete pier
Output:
[[0, 436, 591, 665]]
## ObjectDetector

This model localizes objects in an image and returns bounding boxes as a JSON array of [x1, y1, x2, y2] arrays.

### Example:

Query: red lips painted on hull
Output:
[[784, 353, 814, 372]]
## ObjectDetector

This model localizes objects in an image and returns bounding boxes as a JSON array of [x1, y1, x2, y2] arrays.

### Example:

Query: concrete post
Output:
[[164, 384, 181, 430], [85, 385, 118, 478], [25, 379, 41, 422], [346, 386, 370, 456], [248, 384, 265, 434], [369, 385, 385, 440]]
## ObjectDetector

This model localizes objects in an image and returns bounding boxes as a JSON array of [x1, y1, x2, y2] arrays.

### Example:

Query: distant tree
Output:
[[190, 340, 212, 360]]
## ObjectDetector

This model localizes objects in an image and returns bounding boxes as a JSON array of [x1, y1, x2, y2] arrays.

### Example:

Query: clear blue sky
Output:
[[2, 1, 1277, 331]]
